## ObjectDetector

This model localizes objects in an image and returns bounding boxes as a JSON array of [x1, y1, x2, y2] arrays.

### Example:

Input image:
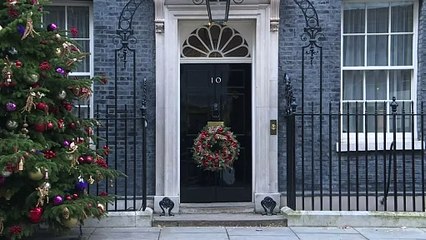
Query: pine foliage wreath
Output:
[[192, 125, 240, 171]]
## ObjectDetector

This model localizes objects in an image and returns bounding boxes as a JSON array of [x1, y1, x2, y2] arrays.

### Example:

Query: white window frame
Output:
[[340, 0, 421, 151], [46, 0, 94, 118]]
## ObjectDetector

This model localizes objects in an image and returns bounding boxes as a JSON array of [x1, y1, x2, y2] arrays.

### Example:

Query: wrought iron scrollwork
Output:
[[293, 0, 325, 65], [284, 74, 297, 115], [159, 197, 175, 216], [115, 0, 144, 66], [261, 196, 277, 215]]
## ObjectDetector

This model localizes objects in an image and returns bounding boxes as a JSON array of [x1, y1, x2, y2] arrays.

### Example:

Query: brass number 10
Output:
[[210, 77, 222, 84]]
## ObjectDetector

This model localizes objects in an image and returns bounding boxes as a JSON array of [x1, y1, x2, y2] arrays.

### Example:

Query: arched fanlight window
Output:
[[181, 23, 250, 58]]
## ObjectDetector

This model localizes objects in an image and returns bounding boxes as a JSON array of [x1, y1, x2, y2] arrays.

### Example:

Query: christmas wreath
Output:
[[192, 125, 240, 171]]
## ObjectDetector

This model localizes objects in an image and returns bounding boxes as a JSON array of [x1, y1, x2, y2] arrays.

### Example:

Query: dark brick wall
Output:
[[92, 0, 156, 196], [278, 0, 342, 191]]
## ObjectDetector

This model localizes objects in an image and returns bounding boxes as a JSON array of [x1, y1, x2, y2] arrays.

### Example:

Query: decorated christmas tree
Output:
[[0, 0, 119, 239]]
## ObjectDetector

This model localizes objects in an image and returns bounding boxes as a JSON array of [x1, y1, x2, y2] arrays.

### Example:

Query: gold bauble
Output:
[[61, 217, 78, 228], [28, 168, 44, 181]]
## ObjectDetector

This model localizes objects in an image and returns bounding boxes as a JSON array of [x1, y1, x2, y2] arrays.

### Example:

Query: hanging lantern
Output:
[[202, 0, 243, 25], [206, 0, 230, 25]]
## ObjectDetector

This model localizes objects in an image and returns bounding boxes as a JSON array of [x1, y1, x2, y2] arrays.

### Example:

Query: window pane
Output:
[[74, 40, 90, 73], [68, 6, 90, 38], [367, 35, 388, 66], [343, 3, 365, 33], [43, 6, 65, 30], [391, 35, 412, 66], [389, 70, 411, 100], [367, 3, 389, 33], [343, 36, 365, 66], [391, 3, 413, 32], [366, 70, 386, 100], [343, 71, 363, 100], [366, 102, 386, 132], [342, 102, 364, 133]]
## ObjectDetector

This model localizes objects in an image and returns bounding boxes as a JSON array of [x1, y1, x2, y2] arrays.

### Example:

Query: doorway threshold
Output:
[[179, 202, 254, 214]]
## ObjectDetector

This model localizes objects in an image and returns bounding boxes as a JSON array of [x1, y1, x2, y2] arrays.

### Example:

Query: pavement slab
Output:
[[355, 227, 426, 239]]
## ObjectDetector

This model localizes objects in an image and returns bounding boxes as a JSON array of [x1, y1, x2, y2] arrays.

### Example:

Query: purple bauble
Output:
[[0, 175, 5, 186], [63, 140, 70, 148], [55, 67, 65, 75], [75, 179, 88, 191], [5, 102, 17, 112], [47, 23, 58, 32], [53, 195, 64, 205], [17, 25, 25, 36]]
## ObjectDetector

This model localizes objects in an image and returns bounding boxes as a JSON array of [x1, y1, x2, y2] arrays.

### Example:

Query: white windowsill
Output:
[[336, 140, 424, 152]]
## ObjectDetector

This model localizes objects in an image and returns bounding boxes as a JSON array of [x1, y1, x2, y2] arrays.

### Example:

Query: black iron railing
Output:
[[285, 79, 426, 212], [76, 102, 148, 212]]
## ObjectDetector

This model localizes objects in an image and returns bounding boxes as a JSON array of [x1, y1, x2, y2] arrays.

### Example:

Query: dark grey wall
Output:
[[278, 0, 342, 192], [92, 0, 156, 196]]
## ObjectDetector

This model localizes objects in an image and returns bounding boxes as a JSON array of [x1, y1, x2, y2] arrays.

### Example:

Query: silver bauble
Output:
[[57, 90, 67, 100], [6, 120, 18, 130], [27, 74, 39, 84]]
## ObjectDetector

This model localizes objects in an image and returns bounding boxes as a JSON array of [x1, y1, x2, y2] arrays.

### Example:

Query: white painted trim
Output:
[[154, 2, 279, 208]]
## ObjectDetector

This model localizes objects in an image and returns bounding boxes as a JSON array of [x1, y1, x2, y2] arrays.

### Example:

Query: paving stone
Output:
[[227, 227, 297, 236], [296, 233, 367, 240], [291, 226, 358, 234], [355, 227, 426, 239], [159, 233, 229, 240]]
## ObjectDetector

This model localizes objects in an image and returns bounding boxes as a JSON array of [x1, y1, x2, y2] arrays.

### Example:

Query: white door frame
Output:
[[153, 0, 280, 213]]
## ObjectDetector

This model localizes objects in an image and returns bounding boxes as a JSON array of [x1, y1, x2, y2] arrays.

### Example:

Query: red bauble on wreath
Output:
[[192, 125, 240, 171]]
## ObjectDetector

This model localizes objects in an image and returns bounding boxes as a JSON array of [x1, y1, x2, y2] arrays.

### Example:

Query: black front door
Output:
[[180, 63, 252, 203]]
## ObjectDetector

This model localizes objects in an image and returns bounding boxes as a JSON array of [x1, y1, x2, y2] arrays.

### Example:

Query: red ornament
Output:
[[7, 7, 19, 18], [65, 194, 72, 201], [103, 145, 110, 156], [33, 123, 46, 132], [39, 61, 51, 71], [43, 150, 56, 159], [28, 207, 43, 223], [36, 102, 48, 111], [63, 102, 73, 111], [46, 122, 54, 130], [57, 119, 65, 129], [68, 122, 76, 129], [78, 156, 85, 164], [85, 155, 94, 164], [72, 193, 78, 199], [15, 60, 22, 68], [70, 26, 78, 37], [8, 225, 22, 235], [96, 157, 108, 169]]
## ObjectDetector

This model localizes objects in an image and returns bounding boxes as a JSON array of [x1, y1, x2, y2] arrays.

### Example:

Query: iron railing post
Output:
[[287, 100, 297, 210], [141, 79, 147, 211], [285, 74, 297, 210], [391, 97, 398, 211]]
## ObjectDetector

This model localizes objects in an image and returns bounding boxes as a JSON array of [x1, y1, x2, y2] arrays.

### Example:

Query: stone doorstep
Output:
[[82, 208, 153, 228], [281, 206, 426, 228], [152, 213, 288, 227]]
